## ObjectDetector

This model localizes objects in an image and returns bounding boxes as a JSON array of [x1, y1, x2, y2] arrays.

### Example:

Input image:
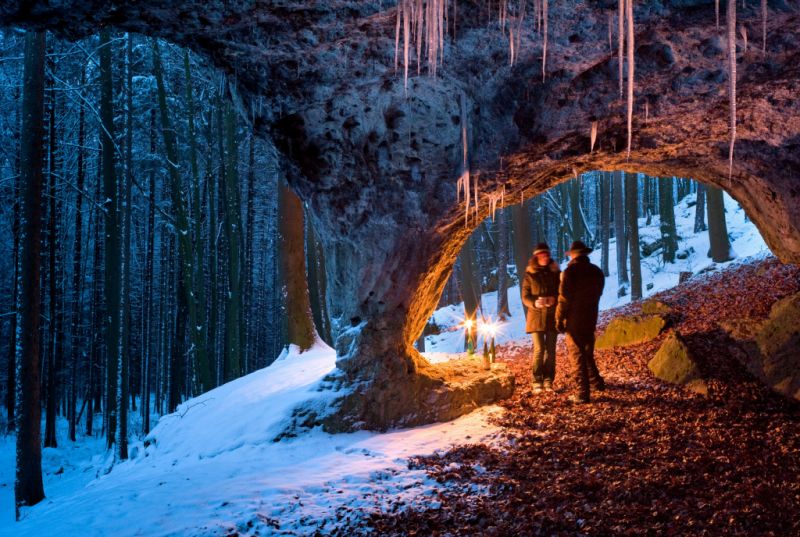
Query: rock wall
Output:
[[3, 0, 800, 428]]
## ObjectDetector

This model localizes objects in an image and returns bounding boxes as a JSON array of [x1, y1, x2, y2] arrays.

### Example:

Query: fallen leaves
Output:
[[337, 258, 800, 536]]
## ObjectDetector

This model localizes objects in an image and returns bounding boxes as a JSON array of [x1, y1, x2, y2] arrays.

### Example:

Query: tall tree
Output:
[[658, 177, 679, 263], [15, 29, 47, 518], [222, 101, 245, 378], [694, 182, 707, 233], [100, 29, 121, 451], [278, 180, 316, 351], [707, 185, 734, 262], [599, 172, 611, 277], [44, 67, 59, 449], [68, 64, 87, 443], [625, 172, 642, 300], [511, 200, 532, 312], [151, 39, 213, 393], [613, 171, 628, 293], [496, 208, 511, 320], [117, 32, 135, 461]]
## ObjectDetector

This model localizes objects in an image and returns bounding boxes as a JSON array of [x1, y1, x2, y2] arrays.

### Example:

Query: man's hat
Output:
[[532, 242, 551, 256], [567, 240, 592, 255]]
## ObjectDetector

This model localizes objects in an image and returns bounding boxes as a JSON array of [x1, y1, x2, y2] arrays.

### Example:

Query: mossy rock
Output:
[[596, 314, 667, 349], [648, 331, 707, 395], [754, 292, 800, 400], [642, 299, 672, 315]]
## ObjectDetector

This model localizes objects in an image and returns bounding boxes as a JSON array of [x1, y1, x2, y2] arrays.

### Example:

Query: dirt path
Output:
[[344, 259, 800, 536]]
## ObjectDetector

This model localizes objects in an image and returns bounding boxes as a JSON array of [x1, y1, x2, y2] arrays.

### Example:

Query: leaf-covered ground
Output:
[[343, 258, 800, 536]]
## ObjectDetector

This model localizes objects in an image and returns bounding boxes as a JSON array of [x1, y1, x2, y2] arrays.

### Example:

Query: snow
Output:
[[0, 191, 768, 536], [421, 190, 768, 354], [0, 341, 504, 536]]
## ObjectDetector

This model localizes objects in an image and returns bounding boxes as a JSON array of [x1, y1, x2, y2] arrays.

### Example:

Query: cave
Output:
[[4, 0, 798, 431]]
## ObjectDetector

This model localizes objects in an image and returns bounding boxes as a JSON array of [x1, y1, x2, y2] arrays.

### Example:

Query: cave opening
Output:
[[413, 171, 768, 359]]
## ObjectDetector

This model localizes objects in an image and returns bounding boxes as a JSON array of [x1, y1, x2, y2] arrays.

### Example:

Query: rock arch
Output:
[[5, 0, 799, 430]]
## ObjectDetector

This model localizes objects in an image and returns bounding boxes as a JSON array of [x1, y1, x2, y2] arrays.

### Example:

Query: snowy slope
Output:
[[0, 342, 503, 536], [422, 191, 768, 356]]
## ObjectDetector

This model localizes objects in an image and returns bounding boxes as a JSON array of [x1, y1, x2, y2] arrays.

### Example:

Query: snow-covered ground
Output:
[[422, 190, 768, 356], [0, 190, 767, 536], [0, 342, 504, 536]]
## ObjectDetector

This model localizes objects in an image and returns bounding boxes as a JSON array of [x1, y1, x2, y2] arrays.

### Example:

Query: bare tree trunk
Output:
[[496, 208, 511, 320], [613, 171, 628, 292], [625, 172, 642, 300], [44, 74, 59, 449], [278, 180, 316, 351], [100, 29, 121, 452], [222, 102, 244, 378], [68, 65, 87, 443], [600, 172, 611, 277], [707, 185, 734, 262], [15, 29, 47, 518], [658, 177, 678, 263], [694, 182, 707, 233], [511, 200, 532, 313]]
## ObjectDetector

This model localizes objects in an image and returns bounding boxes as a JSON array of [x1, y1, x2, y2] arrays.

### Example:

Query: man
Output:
[[521, 242, 560, 393], [556, 240, 606, 403]]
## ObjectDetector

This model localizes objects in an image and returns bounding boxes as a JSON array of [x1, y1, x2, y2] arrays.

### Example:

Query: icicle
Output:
[[403, 0, 410, 93], [394, 3, 401, 72], [590, 121, 598, 152], [625, 0, 634, 159], [542, 0, 548, 81], [740, 24, 747, 54], [460, 91, 471, 226], [645, 101, 649, 124], [474, 170, 479, 221], [618, 0, 624, 98], [509, 26, 515, 66], [727, 0, 737, 179], [488, 192, 503, 221], [761, 0, 767, 55]]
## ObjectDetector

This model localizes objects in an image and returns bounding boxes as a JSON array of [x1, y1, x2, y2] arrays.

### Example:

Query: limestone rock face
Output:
[[596, 314, 667, 349], [648, 332, 708, 395], [4, 0, 800, 428]]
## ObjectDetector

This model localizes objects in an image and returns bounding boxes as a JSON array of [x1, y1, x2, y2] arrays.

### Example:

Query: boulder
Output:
[[641, 299, 672, 315], [648, 331, 708, 395], [721, 291, 800, 401], [596, 314, 667, 349], [752, 293, 800, 400]]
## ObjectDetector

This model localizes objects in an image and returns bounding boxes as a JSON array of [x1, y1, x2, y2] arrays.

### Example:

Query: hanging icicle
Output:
[[740, 24, 748, 54], [394, 4, 401, 72], [458, 91, 471, 226], [761, 0, 767, 55], [626, 0, 635, 159], [542, 0, 548, 81], [727, 0, 737, 179], [590, 121, 598, 152], [618, 0, 624, 98]]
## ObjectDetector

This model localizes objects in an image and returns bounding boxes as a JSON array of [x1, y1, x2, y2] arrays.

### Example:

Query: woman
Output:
[[521, 242, 561, 393]]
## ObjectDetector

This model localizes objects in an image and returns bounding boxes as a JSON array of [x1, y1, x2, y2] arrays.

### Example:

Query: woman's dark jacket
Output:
[[521, 258, 561, 333]]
